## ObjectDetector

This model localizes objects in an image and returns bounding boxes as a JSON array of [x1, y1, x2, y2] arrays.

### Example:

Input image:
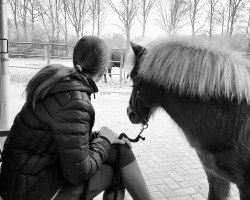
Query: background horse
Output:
[[126, 37, 250, 200], [104, 49, 126, 82]]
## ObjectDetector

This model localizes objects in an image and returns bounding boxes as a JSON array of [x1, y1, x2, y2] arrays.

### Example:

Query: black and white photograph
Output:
[[1, 0, 250, 199]]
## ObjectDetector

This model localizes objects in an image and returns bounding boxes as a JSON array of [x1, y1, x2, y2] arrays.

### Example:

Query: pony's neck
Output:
[[157, 88, 249, 150], [159, 90, 191, 126], [157, 90, 208, 148]]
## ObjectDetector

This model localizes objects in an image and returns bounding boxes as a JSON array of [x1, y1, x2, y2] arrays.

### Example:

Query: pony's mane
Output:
[[139, 36, 250, 103]]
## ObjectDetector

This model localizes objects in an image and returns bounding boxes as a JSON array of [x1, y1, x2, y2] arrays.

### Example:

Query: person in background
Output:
[[0, 36, 152, 200]]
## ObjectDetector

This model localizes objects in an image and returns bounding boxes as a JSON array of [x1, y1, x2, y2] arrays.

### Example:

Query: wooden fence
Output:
[[8, 41, 127, 87]]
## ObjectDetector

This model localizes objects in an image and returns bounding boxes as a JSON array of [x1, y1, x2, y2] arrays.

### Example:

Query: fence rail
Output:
[[8, 41, 127, 87]]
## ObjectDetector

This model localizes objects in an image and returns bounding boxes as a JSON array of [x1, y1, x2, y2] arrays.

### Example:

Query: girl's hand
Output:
[[99, 126, 125, 145], [120, 137, 132, 148]]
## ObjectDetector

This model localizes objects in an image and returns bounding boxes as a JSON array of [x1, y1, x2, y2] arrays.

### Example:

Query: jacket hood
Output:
[[49, 72, 98, 95]]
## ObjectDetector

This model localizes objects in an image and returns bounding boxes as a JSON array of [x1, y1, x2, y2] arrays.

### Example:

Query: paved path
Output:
[[6, 86, 241, 200], [91, 94, 240, 200]]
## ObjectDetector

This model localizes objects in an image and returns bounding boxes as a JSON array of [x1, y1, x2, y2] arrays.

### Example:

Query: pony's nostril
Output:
[[129, 111, 136, 119], [127, 107, 135, 118], [127, 107, 132, 115]]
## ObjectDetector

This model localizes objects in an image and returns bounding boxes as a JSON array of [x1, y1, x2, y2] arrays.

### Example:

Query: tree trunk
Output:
[[142, 17, 146, 37], [30, 18, 35, 41], [92, 19, 95, 36], [226, 5, 231, 35], [14, 21, 19, 41], [229, 11, 236, 36], [23, 0, 28, 41], [64, 20, 68, 57], [209, 15, 213, 39], [97, 23, 100, 37], [24, 26, 28, 41], [13, 7, 19, 41], [63, 1, 68, 56], [126, 27, 130, 50], [76, 30, 80, 40], [221, 10, 224, 35], [191, 21, 195, 36], [229, 20, 234, 36], [97, 3, 100, 37]]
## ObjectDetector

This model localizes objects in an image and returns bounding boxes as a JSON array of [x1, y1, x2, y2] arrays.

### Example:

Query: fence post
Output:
[[0, 0, 11, 149], [119, 49, 124, 88], [45, 42, 50, 65]]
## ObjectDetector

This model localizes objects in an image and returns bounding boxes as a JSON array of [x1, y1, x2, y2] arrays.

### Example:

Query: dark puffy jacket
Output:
[[0, 73, 111, 200]]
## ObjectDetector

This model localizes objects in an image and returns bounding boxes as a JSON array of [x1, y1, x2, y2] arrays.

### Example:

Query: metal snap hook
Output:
[[142, 123, 148, 129]]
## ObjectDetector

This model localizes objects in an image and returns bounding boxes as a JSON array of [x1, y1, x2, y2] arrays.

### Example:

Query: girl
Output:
[[0, 36, 152, 200]]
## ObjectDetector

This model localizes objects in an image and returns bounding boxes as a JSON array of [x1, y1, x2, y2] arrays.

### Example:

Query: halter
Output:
[[129, 78, 150, 126], [121, 78, 150, 142]]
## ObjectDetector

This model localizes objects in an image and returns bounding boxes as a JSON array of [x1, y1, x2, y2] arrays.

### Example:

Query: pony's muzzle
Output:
[[127, 106, 141, 124]]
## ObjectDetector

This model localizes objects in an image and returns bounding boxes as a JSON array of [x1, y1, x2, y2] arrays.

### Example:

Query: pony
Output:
[[104, 49, 126, 82], [126, 36, 250, 200]]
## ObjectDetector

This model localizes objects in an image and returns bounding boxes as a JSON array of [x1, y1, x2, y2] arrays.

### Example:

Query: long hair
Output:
[[139, 36, 250, 103], [73, 36, 110, 75], [25, 64, 75, 108]]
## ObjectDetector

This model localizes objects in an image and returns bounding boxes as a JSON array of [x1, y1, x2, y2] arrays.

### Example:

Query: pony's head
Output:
[[127, 43, 152, 125]]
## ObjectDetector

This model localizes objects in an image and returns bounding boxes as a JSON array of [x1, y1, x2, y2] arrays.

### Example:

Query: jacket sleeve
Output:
[[50, 99, 111, 184]]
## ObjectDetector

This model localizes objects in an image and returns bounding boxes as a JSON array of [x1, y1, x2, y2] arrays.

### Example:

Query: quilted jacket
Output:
[[0, 72, 111, 200]]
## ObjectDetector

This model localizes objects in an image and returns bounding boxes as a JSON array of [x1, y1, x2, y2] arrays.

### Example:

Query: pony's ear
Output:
[[130, 42, 146, 57]]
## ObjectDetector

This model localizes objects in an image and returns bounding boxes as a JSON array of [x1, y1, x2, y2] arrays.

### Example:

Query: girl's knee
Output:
[[120, 145, 136, 167]]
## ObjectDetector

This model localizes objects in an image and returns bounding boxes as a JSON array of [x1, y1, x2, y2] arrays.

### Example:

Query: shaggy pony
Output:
[[127, 36, 250, 200]]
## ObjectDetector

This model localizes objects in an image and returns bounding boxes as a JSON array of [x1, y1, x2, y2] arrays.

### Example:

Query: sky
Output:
[[90, 6, 193, 40], [101, 7, 166, 39]]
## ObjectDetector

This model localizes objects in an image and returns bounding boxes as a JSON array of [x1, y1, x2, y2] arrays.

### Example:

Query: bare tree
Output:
[[61, 0, 68, 42], [18, 0, 29, 41], [137, 0, 156, 37], [36, 0, 61, 42], [66, 0, 88, 40], [107, 0, 139, 49], [218, 2, 226, 34], [226, 0, 246, 36], [242, 9, 250, 36], [89, 1, 97, 36], [96, 0, 107, 36], [8, 0, 19, 40], [207, 0, 219, 39], [155, 0, 189, 33], [26, 0, 40, 41], [60, 0, 69, 55], [188, 0, 206, 35]]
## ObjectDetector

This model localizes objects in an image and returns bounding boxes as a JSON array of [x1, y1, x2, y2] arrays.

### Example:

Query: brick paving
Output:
[[91, 94, 240, 200], [5, 85, 241, 200]]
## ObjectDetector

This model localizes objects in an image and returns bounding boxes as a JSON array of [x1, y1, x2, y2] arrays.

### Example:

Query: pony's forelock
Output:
[[138, 36, 250, 103], [125, 38, 152, 75], [124, 47, 136, 75]]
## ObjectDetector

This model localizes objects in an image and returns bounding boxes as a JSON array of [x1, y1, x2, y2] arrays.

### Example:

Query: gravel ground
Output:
[[9, 57, 132, 93]]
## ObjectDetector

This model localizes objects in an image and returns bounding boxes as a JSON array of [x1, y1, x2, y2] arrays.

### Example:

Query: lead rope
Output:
[[113, 124, 148, 200], [80, 124, 148, 200]]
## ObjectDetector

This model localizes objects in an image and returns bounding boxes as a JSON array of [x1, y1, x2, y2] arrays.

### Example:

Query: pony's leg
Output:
[[104, 73, 107, 83], [205, 169, 230, 200]]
